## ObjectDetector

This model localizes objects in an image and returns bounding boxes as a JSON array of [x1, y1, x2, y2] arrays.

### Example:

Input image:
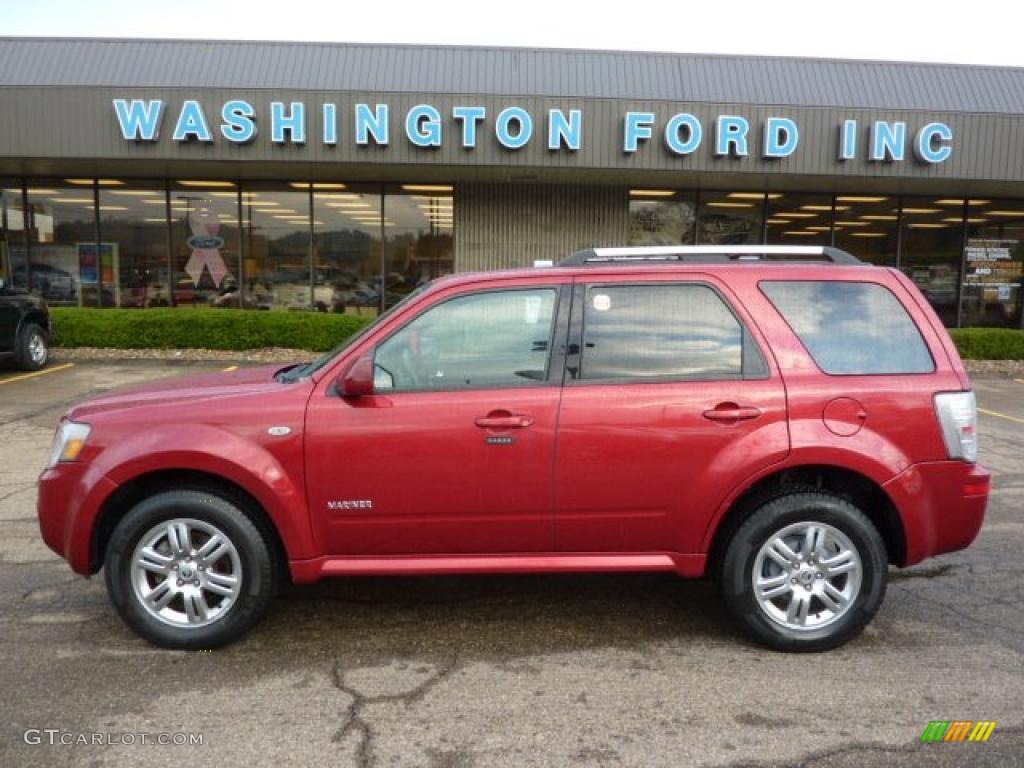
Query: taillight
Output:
[[934, 391, 978, 463]]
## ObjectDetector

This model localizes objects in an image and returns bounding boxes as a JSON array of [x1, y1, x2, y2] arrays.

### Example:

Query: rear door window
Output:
[[760, 280, 934, 374], [577, 283, 766, 381]]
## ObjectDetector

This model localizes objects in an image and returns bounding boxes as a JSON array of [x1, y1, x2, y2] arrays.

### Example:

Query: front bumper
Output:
[[38, 462, 117, 575], [883, 461, 991, 566]]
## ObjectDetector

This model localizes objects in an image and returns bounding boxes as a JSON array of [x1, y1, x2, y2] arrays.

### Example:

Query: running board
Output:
[[289, 553, 706, 583]]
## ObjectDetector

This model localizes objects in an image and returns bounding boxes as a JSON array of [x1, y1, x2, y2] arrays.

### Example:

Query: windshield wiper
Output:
[[274, 363, 309, 383]]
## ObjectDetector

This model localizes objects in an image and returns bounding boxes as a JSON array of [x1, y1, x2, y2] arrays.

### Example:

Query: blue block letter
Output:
[[323, 103, 337, 145], [871, 121, 906, 162], [763, 117, 799, 158], [453, 106, 486, 149], [548, 109, 582, 151], [173, 100, 212, 142], [914, 123, 953, 164], [715, 116, 749, 157], [406, 105, 442, 148], [664, 113, 702, 155], [624, 112, 655, 153], [355, 104, 389, 146], [271, 102, 306, 144], [496, 107, 533, 150], [220, 100, 256, 143], [113, 99, 164, 141]]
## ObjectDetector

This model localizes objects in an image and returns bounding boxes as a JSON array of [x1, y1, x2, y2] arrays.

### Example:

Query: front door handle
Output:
[[703, 403, 762, 423], [475, 410, 534, 429]]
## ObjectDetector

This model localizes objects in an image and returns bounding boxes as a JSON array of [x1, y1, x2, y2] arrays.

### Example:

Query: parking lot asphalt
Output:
[[1, 359, 1022, 768]]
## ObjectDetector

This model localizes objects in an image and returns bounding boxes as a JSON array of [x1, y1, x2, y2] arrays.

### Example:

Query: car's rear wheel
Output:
[[104, 489, 276, 649], [720, 490, 887, 652], [16, 322, 48, 371]]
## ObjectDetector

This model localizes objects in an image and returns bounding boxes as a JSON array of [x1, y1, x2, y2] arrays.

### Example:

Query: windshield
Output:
[[279, 283, 432, 382]]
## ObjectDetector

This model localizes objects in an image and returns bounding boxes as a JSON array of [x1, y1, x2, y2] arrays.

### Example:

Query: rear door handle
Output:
[[703, 403, 762, 423], [475, 411, 534, 429]]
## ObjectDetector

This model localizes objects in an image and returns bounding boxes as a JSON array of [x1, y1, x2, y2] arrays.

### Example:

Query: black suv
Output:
[[0, 276, 51, 370]]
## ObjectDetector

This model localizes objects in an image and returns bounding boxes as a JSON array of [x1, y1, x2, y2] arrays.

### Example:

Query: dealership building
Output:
[[1, 36, 1023, 327]]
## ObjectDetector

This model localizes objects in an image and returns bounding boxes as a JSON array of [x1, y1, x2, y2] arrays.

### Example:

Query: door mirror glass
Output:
[[336, 354, 375, 397]]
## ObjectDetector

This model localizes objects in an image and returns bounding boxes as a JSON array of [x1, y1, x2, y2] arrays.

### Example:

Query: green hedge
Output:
[[48, 308, 1024, 360], [51, 308, 373, 353], [949, 328, 1024, 361]]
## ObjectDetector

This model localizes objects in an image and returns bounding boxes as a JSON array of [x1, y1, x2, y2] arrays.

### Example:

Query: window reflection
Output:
[[628, 190, 696, 245], [170, 182, 241, 308], [580, 284, 743, 380], [383, 186, 454, 311], [98, 180, 170, 307], [961, 202, 1024, 328], [375, 288, 556, 390], [901, 197, 972, 326], [697, 192, 764, 245], [765, 193, 832, 246], [832, 195, 898, 266], [26, 181, 99, 305], [762, 281, 934, 374], [312, 186, 382, 315], [1, 182, 27, 289], [241, 185, 310, 310]]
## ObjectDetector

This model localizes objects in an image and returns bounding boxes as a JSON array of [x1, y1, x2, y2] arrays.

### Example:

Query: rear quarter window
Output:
[[760, 280, 935, 375]]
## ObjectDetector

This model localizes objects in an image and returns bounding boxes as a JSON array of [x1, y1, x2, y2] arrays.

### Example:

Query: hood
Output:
[[65, 363, 301, 421]]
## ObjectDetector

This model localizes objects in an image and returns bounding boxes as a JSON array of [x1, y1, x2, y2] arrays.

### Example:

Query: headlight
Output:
[[47, 421, 92, 468]]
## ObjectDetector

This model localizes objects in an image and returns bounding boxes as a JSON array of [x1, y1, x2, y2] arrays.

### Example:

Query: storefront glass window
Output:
[[170, 182, 241, 308], [832, 195, 899, 266], [1, 181, 26, 288], [765, 193, 832, 246], [900, 196, 972, 327], [628, 190, 696, 245], [26, 180, 99, 306], [240, 184, 311, 310], [697, 191, 764, 245], [960, 201, 1024, 328], [383, 185, 454, 311], [98, 180, 170, 308], [311, 184, 384, 315]]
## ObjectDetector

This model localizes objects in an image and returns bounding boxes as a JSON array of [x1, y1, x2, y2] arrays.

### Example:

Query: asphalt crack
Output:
[[331, 655, 459, 768], [722, 722, 1024, 767], [0, 484, 36, 503]]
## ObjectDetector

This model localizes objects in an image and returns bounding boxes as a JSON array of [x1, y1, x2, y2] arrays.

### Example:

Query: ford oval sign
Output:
[[187, 234, 225, 250]]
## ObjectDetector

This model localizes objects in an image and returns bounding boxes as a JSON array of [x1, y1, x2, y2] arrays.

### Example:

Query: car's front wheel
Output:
[[720, 490, 887, 652], [16, 322, 49, 371], [104, 489, 277, 649]]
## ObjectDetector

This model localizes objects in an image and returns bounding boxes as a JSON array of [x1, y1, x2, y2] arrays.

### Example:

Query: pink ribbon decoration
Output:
[[184, 208, 229, 289]]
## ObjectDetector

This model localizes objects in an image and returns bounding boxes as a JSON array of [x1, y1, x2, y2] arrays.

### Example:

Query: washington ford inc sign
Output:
[[112, 98, 955, 164]]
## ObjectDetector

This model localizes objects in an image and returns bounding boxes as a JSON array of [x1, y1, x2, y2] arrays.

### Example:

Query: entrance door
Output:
[[305, 282, 568, 555], [555, 276, 790, 554]]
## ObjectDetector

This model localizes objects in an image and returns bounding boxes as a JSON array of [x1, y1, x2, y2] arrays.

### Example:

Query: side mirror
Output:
[[336, 354, 375, 397]]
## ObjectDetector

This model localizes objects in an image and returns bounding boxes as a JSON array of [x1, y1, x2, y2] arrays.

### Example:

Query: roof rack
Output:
[[558, 245, 864, 267]]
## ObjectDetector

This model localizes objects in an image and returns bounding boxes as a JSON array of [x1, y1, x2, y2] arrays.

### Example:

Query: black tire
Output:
[[15, 322, 48, 371], [720, 490, 887, 652], [104, 489, 277, 649]]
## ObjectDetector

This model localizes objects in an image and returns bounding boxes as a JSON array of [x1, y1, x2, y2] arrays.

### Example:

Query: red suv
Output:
[[37, 246, 990, 652]]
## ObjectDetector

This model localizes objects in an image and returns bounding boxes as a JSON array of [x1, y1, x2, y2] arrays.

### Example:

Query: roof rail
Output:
[[559, 245, 864, 267]]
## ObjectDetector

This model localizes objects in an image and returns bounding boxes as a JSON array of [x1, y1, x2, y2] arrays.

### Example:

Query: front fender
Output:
[[70, 423, 314, 572]]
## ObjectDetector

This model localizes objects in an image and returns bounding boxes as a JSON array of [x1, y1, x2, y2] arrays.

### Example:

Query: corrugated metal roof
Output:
[[2, 37, 1024, 114]]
